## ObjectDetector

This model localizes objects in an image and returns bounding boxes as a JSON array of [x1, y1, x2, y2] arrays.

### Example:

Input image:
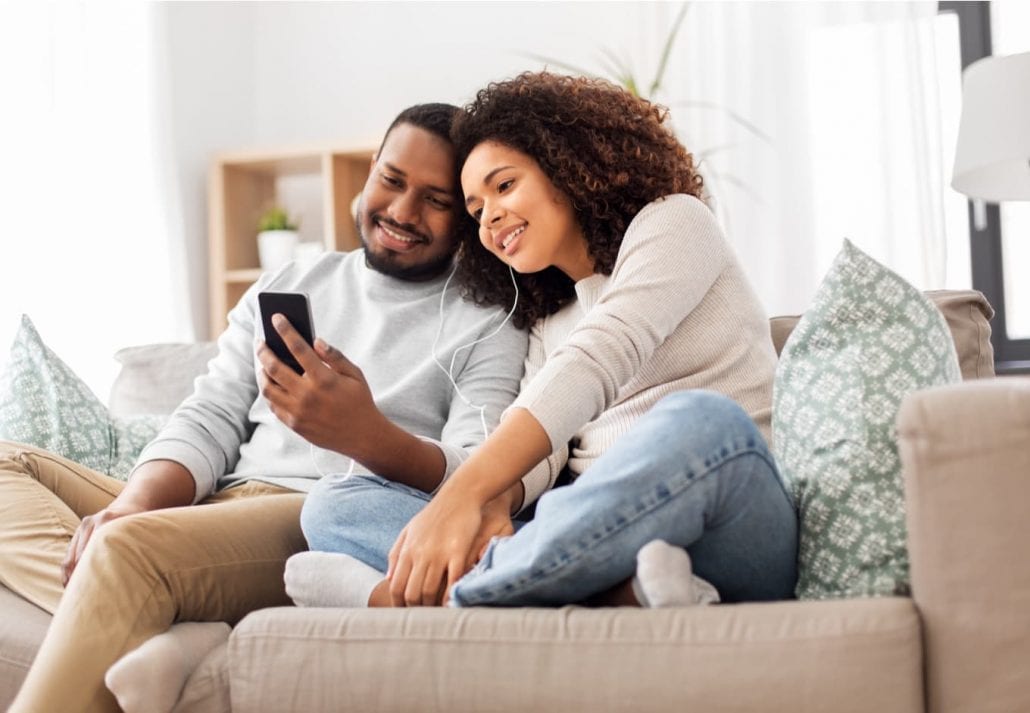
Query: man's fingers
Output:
[[313, 339, 362, 378], [256, 341, 299, 388], [259, 369, 291, 408], [61, 529, 81, 586], [63, 519, 94, 586], [272, 315, 322, 373]]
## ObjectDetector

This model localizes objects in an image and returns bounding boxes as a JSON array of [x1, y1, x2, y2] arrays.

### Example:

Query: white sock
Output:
[[632, 540, 721, 607], [284, 551, 384, 608], [105, 621, 231, 713]]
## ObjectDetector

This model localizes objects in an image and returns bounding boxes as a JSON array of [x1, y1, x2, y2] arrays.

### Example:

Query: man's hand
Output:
[[259, 314, 447, 491], [62, 502, 147, 585], [61, 459, 196, 586], [257, 315, 380, 457]]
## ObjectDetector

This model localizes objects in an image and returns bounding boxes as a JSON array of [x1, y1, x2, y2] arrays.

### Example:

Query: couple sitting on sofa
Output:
[[1, 71, 796, 713]]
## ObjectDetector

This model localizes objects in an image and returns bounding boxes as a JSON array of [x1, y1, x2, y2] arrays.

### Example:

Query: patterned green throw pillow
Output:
[[0, 315, 165, 480], [773, 241, 961, 600]]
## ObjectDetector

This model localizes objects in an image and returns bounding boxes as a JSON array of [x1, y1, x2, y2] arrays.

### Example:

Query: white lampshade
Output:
[[952, 51, 1030, 201]]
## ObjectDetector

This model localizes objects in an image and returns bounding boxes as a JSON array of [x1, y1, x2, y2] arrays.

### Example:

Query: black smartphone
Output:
[[258, 291, 316, 374]]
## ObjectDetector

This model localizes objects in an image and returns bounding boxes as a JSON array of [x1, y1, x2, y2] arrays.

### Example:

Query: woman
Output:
[[290, 72, 796, 609]]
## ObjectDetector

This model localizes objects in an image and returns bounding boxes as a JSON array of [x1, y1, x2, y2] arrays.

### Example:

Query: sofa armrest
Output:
[[898, 378, 1030, 713]]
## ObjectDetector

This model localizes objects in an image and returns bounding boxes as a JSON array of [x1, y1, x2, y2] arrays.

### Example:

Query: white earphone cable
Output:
[[431, 262, 519, 441], [309, 261, 519, 478]]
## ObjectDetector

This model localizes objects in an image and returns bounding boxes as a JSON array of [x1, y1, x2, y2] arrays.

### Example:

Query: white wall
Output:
[[164, 1, 663, 337], [164, 1, 1030, 336], [162, 2, 258, 339], [249, 2, 660, 144]]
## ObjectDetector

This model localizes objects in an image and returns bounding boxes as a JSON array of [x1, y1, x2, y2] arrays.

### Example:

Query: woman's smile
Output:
[[495, 223, 527, 254], [461, 141, 592, 279]]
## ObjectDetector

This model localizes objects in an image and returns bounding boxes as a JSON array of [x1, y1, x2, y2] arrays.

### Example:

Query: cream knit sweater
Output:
[[515, 194, 777, 508]]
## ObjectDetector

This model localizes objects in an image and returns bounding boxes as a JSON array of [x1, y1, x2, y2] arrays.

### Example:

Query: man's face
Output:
[[356, 123, 460, 280]]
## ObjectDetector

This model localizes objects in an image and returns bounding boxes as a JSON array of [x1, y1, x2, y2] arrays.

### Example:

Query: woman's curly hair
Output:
[[451, 71, 704, 329]]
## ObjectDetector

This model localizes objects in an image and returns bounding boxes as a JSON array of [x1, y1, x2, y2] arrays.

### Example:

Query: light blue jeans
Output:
[[300, 390, 798, 606]]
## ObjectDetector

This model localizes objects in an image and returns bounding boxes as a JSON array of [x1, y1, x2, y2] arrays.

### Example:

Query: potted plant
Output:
[[257, 206, 300, 271]]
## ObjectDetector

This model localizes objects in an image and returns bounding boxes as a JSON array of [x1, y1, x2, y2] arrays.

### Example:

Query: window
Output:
[[939, 1, 1030, 373]]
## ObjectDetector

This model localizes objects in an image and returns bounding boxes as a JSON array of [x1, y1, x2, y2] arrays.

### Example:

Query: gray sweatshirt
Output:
[[133, 250, 528, 502]]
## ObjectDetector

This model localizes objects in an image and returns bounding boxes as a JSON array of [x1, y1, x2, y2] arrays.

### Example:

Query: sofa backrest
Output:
[[770, 289, 995, 380], [108, 342, 219, 417], [108, 290, 996, 418]]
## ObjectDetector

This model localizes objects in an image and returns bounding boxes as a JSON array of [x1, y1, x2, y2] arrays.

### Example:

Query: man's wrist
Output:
[[116, 459, 196, 511], [353, 412, 448, 492]]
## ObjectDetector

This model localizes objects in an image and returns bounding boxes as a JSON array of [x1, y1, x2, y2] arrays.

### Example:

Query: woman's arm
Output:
[[385, 408, 549, 607], [444, 407, 551, 504], [388, 196, 730, 605]]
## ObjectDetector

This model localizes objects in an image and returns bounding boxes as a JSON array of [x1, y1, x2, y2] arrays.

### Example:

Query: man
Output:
[[1, 103, 528, 713]]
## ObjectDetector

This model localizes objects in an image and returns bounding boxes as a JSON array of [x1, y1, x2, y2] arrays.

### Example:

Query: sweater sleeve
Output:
[[429, 309, 529, 493], [511, 195, 730, 451], [513, 321, 568, 513], [131, 275, 271, 502]]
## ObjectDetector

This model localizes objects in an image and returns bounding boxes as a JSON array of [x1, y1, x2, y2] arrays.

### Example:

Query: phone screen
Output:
[[258, 291, 315, 374]]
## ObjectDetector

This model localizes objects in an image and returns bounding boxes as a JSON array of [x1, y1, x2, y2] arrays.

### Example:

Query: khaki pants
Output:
[[0, 441, 307, 713]]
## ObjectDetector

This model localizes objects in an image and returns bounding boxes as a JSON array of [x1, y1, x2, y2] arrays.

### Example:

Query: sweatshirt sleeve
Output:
[[511, 195, 730, 451], [130, 275, 271, 502], [428, 310, 528, 492], [513, 321, 567, 512]]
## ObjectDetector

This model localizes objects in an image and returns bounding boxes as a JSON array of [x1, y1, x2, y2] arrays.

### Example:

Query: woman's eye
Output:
[[382, 175, 402, 187], [498, 179, 514, 193], [470, 207, 483, 222]]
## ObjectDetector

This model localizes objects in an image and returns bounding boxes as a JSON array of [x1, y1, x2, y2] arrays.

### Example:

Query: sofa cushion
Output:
[[774, 240, 961, 600], [0, 316, 165, 479], [0, 584, 50, 711], [771, 290, 994, 380], [224, 600, 922, 713], [108, 342, 218, 418], [174, 641, 230, 713]]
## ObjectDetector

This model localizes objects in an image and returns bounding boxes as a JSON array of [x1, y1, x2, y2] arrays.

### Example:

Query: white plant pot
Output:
[[257, 230, 299, 271]]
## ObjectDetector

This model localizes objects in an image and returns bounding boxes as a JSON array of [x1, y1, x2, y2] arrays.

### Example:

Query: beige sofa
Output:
[[2, 290, 1027, 713]]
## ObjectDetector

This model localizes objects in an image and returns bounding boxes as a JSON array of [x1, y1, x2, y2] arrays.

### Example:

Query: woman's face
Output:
[[461, 141, 593, 280]]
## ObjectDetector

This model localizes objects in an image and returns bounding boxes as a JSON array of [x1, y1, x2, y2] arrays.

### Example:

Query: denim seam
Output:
[[456, 443, 773, 604]]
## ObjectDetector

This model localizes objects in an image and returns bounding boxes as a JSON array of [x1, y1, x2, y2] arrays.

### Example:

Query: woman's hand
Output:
[[468, 490, 519, 569], [387, 488, 485, 606]]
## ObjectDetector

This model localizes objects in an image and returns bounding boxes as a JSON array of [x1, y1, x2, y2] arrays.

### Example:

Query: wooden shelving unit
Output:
[[208, 143, 376, 337]]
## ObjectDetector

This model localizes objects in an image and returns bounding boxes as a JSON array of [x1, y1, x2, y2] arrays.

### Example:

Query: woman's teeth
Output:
[[503, 225, 525, 249]]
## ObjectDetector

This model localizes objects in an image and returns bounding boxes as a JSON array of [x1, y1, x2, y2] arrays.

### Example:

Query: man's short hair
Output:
[[378, 103, 460, 155]]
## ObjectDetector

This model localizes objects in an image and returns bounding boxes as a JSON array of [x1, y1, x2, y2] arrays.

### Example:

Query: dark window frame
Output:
[[939, 1, 1030, 374]]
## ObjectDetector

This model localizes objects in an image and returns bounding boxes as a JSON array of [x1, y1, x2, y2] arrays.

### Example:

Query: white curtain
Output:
[[0, 2, 190, 399], [642, 1, 970, 316]]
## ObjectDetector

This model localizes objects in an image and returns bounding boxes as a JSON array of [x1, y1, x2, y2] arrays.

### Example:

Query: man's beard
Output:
[[357, 213, 455, 281]]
